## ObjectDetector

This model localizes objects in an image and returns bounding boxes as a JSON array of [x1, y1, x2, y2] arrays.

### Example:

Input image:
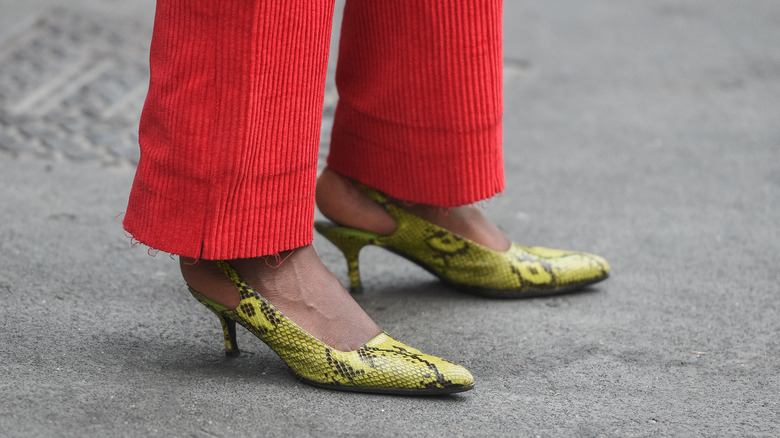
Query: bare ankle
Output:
[[183, 247, 381, 350], [316, 167, 397, 235], [316, 168, 510, 251], [180, 257, 241, 309]]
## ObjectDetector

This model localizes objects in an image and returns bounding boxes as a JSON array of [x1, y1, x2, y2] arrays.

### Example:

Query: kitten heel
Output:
[[314, 222, 378, 293], [189, 288, 241, 357]]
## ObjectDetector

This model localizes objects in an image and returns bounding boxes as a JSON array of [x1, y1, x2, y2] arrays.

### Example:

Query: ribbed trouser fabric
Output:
[[124, 0, 504, 260]]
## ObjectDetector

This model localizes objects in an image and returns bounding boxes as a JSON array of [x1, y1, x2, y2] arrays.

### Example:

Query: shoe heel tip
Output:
[[225, 349, 241, 358], [350, 285, 364, 294]]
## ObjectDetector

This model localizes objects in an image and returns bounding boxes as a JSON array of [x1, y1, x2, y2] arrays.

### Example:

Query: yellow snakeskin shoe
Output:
[[315, 189, 610, 298], [188, 261, 474, 395]]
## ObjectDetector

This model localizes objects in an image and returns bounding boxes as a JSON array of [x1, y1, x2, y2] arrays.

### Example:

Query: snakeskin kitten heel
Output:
[[315, 189, 610, 298], [189, 261, 474, 395]]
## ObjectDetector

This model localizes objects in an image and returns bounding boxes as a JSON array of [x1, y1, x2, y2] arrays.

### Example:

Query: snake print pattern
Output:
[[314, 189, 610, 298], [188, 261, 474, 394]]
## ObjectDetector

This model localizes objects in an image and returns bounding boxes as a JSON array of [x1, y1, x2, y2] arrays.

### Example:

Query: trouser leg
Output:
[[328, 0, 504, 207], [124, 0, 336, 258]]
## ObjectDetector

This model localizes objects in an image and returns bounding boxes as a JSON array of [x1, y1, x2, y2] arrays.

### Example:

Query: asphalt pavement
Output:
[[1, 1, 779, 436]]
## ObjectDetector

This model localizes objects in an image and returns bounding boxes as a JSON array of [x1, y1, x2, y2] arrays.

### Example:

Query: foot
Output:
[[181, 245, 382, 351], [315, 167, 511, 251]]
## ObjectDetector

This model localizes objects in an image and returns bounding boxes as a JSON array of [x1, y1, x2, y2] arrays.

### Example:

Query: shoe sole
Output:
[[380, 246, 610, 299], [302, 379, 474, 395]]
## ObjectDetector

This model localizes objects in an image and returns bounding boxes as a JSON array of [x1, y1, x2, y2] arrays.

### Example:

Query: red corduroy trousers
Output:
[[124, 0, 505, 259]]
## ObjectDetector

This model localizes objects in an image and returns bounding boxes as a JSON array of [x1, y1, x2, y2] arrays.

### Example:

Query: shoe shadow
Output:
[[94, 321, 474, 399]]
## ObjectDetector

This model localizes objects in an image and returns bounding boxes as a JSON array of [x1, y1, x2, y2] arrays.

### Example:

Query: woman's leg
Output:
[[124, 0, 380, 350], [318, 1, 609, 296], [320, 0, 509, 249]]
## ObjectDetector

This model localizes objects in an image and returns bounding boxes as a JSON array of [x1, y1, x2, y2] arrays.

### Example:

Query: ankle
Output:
[[180, 257, 241, 309], [316, 167, 397, 235], [316, 168, 510, 251], [183, 247, 382, 351]]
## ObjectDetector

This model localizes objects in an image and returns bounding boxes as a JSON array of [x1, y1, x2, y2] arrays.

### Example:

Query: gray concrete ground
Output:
[[1, 1, 779, 436]]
